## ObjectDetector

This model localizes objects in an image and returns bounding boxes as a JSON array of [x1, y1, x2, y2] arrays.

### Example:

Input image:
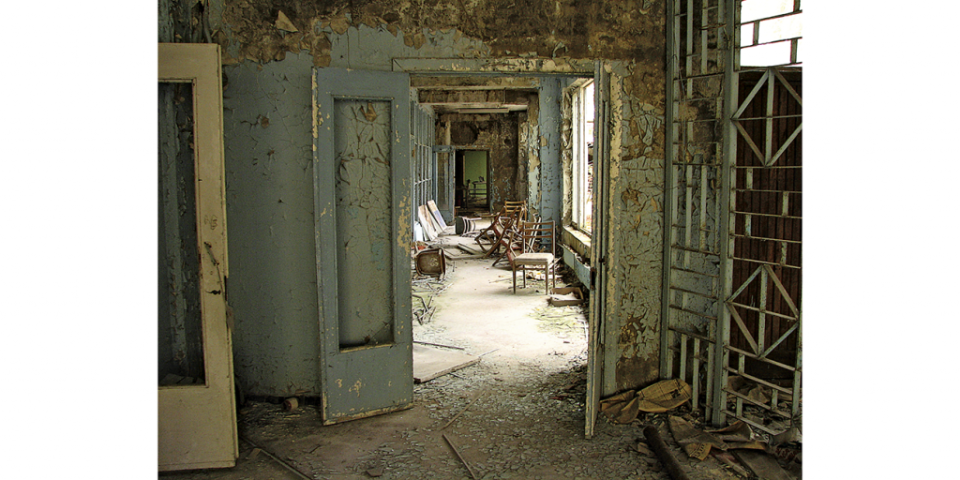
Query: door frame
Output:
[[393, 58, 615, 437]]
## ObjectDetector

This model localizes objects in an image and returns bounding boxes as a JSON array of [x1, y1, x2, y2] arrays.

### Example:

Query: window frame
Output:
[[571, 80, 595, 235]]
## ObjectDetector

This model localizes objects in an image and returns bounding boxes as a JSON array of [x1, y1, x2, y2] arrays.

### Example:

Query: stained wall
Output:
[[443, 113, 522, 212], [163, 0, 667, 397]]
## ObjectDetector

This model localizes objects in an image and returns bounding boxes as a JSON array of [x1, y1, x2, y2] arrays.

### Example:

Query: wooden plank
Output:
[[158, 43, 238, 472], [418, 206, 438, 241], [421, 202, 444, 233], [413, 344, 480, 383], [427, 200, 448, 229]]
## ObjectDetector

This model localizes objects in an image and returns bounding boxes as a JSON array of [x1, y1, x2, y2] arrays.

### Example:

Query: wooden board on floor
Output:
[[422, 203, 445, 234], [733, 450, 795, 480], [427, 200, 448, 229], [418, 206, 438, 241], [413, 344, 480, 383]]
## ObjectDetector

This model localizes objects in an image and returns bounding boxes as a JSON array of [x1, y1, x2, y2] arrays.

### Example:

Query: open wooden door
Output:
[[158, 43, 237, 471], [313, 68, 414, 424], [585, 62, 611, 438]]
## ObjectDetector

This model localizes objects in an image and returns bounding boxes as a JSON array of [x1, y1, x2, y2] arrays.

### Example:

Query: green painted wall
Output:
[[463, 150, 487, 186]]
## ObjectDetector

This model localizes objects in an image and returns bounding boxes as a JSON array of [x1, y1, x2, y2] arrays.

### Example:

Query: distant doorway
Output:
[[455, 149, 489, 213]]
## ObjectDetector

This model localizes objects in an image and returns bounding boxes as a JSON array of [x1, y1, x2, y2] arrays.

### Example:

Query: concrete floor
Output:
[[160, 235, 753, 480]]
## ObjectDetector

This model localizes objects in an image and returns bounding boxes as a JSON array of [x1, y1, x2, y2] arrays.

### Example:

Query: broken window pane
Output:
[[756, 13, 802, 44], [740, 40, 793, 67], [572, 81, 594, 234]]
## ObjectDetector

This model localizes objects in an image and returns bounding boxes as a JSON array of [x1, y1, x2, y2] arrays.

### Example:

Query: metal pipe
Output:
[[669, 305, 719, 321], [671, 265, 721, 278]]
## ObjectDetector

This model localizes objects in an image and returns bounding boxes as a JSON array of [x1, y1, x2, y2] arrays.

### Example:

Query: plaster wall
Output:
[[446, 113, 522, 211], [165, 0, 668, 397]]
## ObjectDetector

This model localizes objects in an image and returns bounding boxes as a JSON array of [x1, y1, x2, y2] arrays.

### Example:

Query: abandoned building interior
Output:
[[0, 0, 933, 479], [153, 0, 814, 478], [8, 0, 960, 479]]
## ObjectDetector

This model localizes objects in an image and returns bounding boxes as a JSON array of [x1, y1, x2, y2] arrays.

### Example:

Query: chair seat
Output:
[[514, 252, 554, 265]]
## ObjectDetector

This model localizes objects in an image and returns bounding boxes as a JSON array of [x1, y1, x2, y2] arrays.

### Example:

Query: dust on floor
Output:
[[160, 257, 755, 480]]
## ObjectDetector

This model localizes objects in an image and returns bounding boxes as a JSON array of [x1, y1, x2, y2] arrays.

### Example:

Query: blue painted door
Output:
[[313, 68, 413, 424]]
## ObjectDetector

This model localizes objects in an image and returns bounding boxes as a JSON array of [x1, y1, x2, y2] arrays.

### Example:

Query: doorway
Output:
[[309, 62, 613, 437], [405, 67, 609, 436], [456, 149, 489, 214]]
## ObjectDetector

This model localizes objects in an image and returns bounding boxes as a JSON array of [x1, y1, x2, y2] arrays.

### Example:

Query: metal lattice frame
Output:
[[411, 99, 436, 210], [723, 0, 802, 434], [663, 0, 802, 432], [661, 0, 733, 421]]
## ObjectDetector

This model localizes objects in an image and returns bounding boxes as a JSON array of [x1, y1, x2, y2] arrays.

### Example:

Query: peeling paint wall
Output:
[[560, 80, 575, 227], [607, 63, 667, 391], [441, 113, 521, 211], [222, 53, 321, 397], [522, 92, 541, 219], [213, 0, 662, 67], [171, 0, 668, 397]]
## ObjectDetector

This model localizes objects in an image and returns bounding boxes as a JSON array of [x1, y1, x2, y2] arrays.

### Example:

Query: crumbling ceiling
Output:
[[414, 76, 537, 114]]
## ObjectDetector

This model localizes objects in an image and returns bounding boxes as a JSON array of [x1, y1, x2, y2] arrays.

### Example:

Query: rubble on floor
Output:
[[161, 258, 798, 480]]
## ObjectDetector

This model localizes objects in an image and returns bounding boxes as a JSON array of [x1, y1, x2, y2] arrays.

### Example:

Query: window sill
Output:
[[561, 225, 592, 261]]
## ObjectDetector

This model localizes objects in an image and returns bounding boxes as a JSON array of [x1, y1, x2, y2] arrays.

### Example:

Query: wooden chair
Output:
[[511, 221, 556, 294], [491, 222, 524, 267], [503, 200, 526, 221], [475, 202, 526, 255]]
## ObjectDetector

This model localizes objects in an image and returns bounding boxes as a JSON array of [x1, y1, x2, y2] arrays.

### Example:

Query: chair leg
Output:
[[513, 268, 517, 293]]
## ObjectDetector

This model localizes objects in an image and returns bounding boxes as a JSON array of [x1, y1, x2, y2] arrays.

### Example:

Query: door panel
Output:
[[585, 61, 610, 438], [313, 68, 413, 424], [158, 43, 237, 471]]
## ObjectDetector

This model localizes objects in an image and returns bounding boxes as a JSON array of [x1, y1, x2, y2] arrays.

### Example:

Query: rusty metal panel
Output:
[[729, 70, 801, 374], [718, 0, 802, 434], [723, 67, 801, 434]]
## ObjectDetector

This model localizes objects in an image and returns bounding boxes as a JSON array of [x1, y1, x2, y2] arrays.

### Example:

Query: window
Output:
[[572, 80, 595, 234]]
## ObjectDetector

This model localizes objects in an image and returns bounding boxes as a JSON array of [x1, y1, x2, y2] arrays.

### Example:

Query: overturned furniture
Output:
[[415, 248, 447, 278], [475, 201, 527, 264]]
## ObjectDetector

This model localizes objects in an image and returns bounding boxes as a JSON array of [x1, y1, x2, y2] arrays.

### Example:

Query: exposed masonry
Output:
[[439, 112, 522, 212], [193, 0, 667, 397]]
